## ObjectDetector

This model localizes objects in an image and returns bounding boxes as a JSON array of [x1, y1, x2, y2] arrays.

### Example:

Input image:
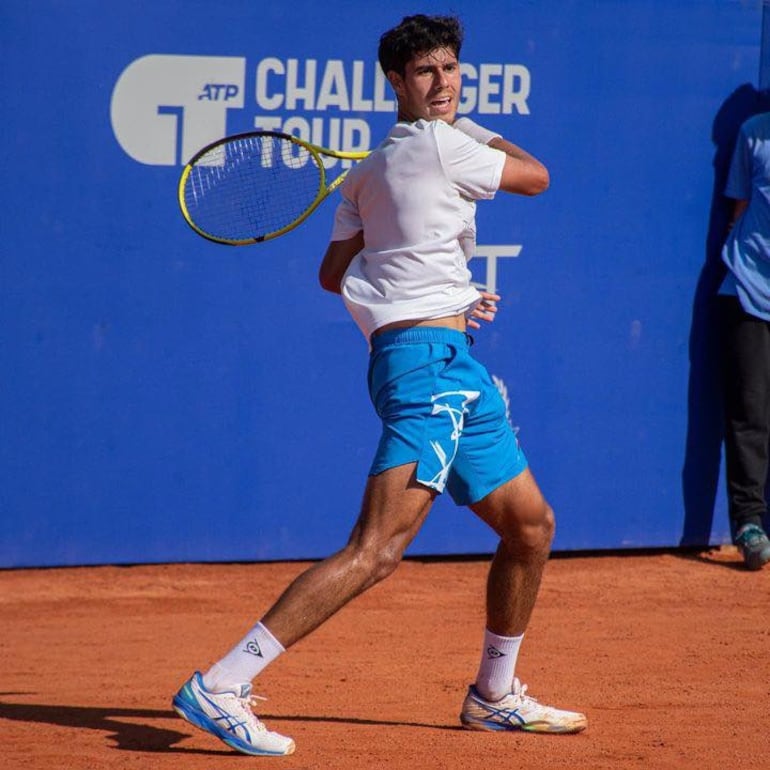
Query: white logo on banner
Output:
[[471, 244, 523, 294], [111, 55, 246, 166]]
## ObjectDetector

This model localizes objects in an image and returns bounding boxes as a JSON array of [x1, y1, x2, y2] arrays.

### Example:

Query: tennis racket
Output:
[[178, 131, 369, 245]]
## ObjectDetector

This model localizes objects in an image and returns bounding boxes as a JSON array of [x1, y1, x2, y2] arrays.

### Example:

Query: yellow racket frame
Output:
[[178, 131, 370, 246]]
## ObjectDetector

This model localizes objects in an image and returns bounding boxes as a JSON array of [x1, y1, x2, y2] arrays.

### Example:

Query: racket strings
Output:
[[182, 135, 323, 242]]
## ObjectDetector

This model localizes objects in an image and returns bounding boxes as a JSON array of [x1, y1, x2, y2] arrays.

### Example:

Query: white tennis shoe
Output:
[[172, 671, 295, 756], [460, 678, 587, 734]]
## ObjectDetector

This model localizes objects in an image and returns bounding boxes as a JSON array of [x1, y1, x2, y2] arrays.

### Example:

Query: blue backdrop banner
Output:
[[1, 1, 765, 566]]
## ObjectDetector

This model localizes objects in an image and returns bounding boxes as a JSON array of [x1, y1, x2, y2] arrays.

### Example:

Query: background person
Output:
[[719, 110, 770, 570]]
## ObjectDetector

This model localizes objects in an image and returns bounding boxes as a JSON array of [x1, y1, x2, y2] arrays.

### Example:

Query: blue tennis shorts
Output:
[[367, 327, 528, 505]]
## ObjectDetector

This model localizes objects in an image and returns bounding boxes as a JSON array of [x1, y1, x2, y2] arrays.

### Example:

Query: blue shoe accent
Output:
[[461, 685, 527, 731]]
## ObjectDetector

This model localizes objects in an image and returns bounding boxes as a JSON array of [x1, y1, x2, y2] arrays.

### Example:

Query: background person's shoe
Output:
[[735, 524, 770, 571]]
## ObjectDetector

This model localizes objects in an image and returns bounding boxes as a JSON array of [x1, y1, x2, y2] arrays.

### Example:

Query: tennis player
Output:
[[172, 14, 586, 755]]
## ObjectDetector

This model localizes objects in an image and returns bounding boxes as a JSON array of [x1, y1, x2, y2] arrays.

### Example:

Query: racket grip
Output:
[[453, 117, 502, 145]]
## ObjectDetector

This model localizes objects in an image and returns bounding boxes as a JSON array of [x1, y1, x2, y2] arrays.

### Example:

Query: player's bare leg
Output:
[[459, 468, 587, 734], [471, 468, 553, 637], [173, 462, 435, 755], [262, 461, 435, 647]]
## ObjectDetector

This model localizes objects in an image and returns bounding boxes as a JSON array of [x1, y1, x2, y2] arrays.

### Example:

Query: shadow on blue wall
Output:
[[681, 84, 768, 546]]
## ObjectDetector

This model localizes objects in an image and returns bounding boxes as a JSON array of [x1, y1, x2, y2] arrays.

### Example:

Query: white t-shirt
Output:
[[330, 119, 506, 339]]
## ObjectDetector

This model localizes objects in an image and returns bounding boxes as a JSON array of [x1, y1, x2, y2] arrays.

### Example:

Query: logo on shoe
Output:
[[244, 639, 263, 657]]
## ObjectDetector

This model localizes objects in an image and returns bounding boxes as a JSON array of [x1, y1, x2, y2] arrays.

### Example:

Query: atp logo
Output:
[[110, 54, 245, 166]]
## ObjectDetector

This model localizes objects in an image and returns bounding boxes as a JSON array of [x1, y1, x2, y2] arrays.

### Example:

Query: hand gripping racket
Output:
[[178, 131, 370, 245]]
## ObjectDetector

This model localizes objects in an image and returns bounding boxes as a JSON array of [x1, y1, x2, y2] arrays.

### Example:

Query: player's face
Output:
[[390, 47, 461, 123]]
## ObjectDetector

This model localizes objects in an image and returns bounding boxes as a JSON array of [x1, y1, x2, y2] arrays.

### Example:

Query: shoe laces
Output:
[[229, 689, 269, 734], [511, 677, 537, 705]]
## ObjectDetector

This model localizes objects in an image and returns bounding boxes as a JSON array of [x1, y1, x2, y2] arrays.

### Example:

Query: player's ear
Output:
[[387, 71, 405, 97]]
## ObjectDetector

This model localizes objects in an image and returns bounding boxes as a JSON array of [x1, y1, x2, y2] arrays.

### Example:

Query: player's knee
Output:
[[369, 541, 404, 582], [541, 502, 556, 538], [502, 502, 554, 555], [348, 539, 404, 587]]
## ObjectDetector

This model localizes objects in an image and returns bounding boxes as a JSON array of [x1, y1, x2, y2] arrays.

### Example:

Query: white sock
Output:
[[202, 621, 284, 692], [473, 629, 523, 702]]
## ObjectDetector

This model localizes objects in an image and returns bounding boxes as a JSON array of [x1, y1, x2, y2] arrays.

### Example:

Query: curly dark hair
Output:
[[378, 14, 464, 77]]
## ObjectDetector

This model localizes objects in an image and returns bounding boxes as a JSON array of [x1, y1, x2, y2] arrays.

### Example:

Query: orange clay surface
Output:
[[1, 548, 768, 770]]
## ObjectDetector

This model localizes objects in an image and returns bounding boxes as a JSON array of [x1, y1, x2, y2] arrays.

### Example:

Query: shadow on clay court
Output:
[[0, 696, 458, 754], [672, 548, 748, 572], [0, 697, 231, 755]]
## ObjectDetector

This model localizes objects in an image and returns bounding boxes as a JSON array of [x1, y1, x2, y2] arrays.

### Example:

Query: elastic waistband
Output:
[[370, 326, 472, 350]]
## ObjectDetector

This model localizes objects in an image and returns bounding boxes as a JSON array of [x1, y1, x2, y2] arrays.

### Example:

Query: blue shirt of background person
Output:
[[721, 112, 770, 320]]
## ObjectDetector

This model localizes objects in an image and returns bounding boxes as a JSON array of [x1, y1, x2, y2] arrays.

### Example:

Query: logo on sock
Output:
[[487, 645, 506, 659], [244, 639, 263, 657]]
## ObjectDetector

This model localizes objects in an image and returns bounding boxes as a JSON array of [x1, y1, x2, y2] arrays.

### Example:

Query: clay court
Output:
[[1, 547, 767, 769]]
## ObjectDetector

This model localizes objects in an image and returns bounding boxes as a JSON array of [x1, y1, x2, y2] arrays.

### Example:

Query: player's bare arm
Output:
[[319, 231, 365, 294], [490, 136, 550, 196]]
